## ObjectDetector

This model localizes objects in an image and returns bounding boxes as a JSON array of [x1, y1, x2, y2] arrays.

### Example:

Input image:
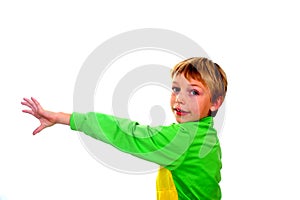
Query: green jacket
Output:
[[70, 112, 222, 199]]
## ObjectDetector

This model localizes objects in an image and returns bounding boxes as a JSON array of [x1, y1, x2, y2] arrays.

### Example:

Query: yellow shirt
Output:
[[156, 167, 178, 200]]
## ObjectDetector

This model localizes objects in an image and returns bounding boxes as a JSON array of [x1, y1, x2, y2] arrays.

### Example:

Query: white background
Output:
[[1, 0, 300, 199]]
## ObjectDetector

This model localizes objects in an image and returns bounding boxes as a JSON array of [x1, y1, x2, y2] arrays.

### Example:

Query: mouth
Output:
[[173, 107, 190, 116]]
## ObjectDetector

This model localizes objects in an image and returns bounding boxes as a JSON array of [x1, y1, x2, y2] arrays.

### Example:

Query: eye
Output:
[[172, 87, 180, 93], [190, 89, 200, 96]]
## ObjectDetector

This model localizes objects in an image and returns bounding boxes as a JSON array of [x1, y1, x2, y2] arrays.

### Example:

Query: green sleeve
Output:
[[70, 112, 198, 168]]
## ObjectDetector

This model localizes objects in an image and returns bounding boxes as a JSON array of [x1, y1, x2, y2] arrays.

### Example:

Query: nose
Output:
[[175, 93, 185, 104]]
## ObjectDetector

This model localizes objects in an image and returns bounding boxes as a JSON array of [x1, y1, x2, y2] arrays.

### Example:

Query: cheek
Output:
[[197, 98, 212, 115], [191, 100, 201, 114], [170, 94, 175, 105]]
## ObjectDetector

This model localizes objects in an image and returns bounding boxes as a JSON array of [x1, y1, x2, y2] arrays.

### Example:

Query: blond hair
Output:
[[171, 57, 228, 116]]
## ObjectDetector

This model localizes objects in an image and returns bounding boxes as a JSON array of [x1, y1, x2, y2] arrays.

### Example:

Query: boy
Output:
[[21, 57, 227, 199]]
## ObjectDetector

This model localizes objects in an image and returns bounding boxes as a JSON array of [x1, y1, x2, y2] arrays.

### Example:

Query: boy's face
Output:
[[170, 74, 212, 123]]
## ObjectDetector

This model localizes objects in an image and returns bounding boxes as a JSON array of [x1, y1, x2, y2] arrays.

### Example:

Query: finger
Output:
[[21, 101, 34, 110], [31, 97, 41, 107], [33, 125, 44, 135], [23, 97, 33, 104], [22, 109, 34, 115], [31, 97, 42, 111], [22, 98, 36, 111]]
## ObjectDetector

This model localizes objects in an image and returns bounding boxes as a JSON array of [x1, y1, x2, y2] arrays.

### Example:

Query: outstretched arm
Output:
[[21, 97, 70, 135]]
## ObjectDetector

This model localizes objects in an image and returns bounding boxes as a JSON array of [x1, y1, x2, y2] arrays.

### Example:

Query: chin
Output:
[[175, 117, 188, 123], [175, 116, 201, 123]]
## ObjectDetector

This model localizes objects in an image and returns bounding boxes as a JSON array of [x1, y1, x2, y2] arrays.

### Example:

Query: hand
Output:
[[21, 97, 57, 135]]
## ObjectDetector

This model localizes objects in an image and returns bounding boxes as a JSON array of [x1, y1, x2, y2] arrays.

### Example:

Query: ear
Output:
[[210, 96, 223, 112]]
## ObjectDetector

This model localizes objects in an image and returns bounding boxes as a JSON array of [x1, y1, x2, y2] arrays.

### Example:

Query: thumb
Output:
[[33, 124, 45, 135]]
